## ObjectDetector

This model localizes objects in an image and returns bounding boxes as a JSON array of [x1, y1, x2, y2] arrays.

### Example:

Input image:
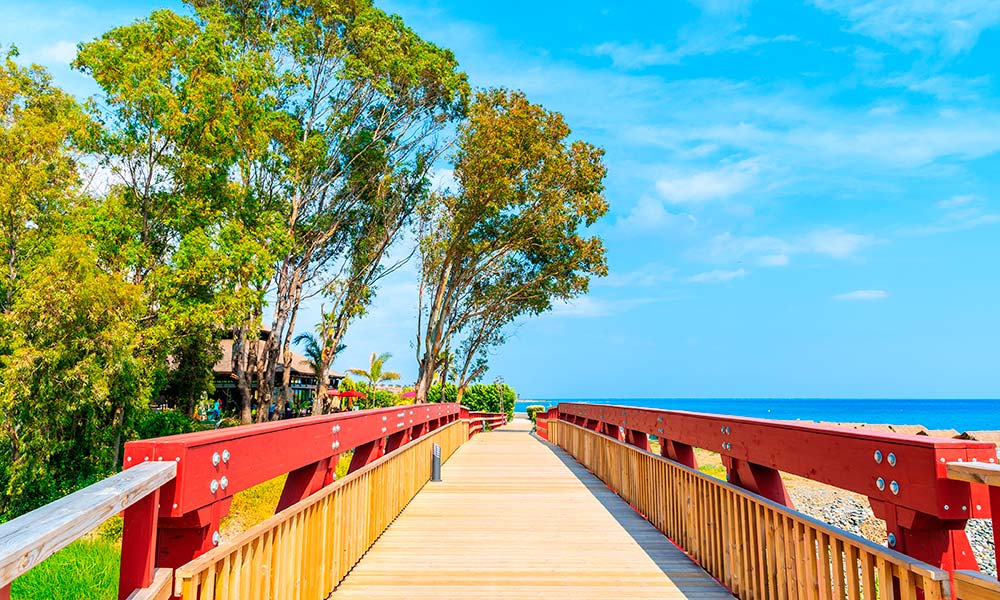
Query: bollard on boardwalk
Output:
[[431, 443, 441, 482]]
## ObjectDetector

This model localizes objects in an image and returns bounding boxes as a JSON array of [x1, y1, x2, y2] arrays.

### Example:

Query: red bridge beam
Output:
[[121, 403, 461, 597], [554, 402, 998, 573]]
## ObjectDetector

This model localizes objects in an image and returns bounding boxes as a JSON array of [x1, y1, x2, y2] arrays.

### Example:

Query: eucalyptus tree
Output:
[[415, 88, 609, 403], [189, 0, 468, 421], [76, 0, 468, 423], [0, 48, 84, 311]]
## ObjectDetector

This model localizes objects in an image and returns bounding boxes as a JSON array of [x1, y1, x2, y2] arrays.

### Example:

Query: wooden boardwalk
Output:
[[333, 419, 733, 599]]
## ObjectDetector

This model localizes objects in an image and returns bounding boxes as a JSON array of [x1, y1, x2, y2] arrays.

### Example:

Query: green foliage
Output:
[[429, 382, 516, 419], [525, 405, 546, 423], [134, 409, 210, 440], [347, 352, 402, 409], [0, 236, 150, 519], [0, 48, 85, 312], [10, 538, 120, 600], [415, 88, 608, 400]]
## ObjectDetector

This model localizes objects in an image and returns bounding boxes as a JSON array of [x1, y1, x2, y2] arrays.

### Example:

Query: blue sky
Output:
[[6, 0, 1000, 398]]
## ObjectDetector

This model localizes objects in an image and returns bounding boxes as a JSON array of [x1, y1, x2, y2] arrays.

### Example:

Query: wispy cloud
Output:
[[903, 195, 1000, 235], [686, 268, 748, 283], [615, 196, 698, 233], [39, 40, 77, 64], [550, 295, 674, 317], [834, 289, 889, 301], [656, 158, 762, 204], [696, 228, 875, 266], [811, 0, 1000, 55]]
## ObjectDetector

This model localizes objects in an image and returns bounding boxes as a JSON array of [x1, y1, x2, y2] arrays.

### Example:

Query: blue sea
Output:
[[514, 398, 1000, 433]]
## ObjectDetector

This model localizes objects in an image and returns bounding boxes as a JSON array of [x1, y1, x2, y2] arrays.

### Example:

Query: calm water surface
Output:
[[514, 398, 1000, 432]]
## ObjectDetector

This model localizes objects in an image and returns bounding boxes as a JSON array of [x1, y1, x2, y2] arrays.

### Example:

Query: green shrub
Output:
[[429, 382, 516, 420], [525, 405, 546, 423], [134, 409, 209, 440]]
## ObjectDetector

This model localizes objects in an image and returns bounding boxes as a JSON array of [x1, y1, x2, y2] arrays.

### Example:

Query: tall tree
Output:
[[347, 352, 401, 409], [414, 88, 609, 402], [75, 0, 467, 423], [0, 47, 84, 311]]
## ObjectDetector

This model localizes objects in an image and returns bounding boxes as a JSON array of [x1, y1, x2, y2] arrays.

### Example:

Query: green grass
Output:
[[11, 537, 120, 600], [14, 449, 359, 598]]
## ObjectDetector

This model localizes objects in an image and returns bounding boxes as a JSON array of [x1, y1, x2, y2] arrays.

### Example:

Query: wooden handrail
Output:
[[953, 570, 1000, 600], [549, 420, 953, 599], [947, 462, 1000, 486], [0, 461, 175, 590]]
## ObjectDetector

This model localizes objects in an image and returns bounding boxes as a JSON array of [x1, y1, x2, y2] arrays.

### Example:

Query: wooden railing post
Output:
[[118, 488, 161, 599]]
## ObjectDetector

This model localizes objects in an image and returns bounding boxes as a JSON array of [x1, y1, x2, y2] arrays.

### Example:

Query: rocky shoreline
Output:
[[786, 478, 996, 577]]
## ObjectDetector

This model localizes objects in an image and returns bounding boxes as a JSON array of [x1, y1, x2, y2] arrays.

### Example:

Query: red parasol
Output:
[[401, 391, 416, 399]]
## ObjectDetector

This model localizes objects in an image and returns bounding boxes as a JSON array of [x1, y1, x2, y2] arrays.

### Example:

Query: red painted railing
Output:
[[548, 402, 998, 574], [117, 403, 464, 597], [462, 407, 508, 437]]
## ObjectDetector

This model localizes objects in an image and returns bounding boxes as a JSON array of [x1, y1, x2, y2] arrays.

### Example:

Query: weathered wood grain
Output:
[[946, 462, 1000, 487], [0, 461, 175, 589], [334, 419, 732, 599], [125, 568, 172, 600]]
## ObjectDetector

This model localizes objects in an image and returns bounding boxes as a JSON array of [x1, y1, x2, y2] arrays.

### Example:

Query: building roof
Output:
[[213, 339, 344, 379]]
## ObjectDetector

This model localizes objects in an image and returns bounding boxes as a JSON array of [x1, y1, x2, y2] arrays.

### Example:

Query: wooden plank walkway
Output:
[[333, 419, 733, 599]]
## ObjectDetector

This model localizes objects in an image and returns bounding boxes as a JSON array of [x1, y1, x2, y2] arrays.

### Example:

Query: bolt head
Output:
[[212, 452, 221, 467], [874, 450, 883, 464], [888, 533, 897, 547], [222, 449, 231, 463], [887, 452, 896, 467], [210, 479, 219, 494], [977, 505, 983, 511], [889, 480, 899, 495], [962, 505, 967, 511], [876, 477, 885, 491], [220, 476, 229, 490], [212, 531, 222, 546], [944, 504, 950, 510]]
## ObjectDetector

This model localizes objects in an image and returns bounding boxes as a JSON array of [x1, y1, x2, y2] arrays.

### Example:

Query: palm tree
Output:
[[347, 352, 401, 409], [293, 331, 346, 414]]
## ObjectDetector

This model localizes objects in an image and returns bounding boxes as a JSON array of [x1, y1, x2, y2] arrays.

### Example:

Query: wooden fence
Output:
[[173, 419, 467, 599], [549, 420, 953, 600]]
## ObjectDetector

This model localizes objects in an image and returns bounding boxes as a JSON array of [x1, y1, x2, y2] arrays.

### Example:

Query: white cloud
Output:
[[616, 195, 698, 232], [598, 264, 675, 288], [798, 228, 874, 259], [39, 40, 77, 64], [834, 289, 889, 301], [655, 158, 761, 204], [904, 195, 1000, 235], [696, 228, 873, 265], [686, 268, 748, 283], [937, 194, 978, 209], [593, 35, 797, 70], [811, 0, 1000, 55], [758, 254, 789, 267], [549, 295, 674, 317]]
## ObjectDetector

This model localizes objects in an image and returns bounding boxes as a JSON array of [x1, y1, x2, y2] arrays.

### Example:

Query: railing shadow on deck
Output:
[[531, 431, 736, 598]]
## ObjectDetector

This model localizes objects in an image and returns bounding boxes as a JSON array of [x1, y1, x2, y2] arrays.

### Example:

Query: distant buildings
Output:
[[211, 334, 344, 411]]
